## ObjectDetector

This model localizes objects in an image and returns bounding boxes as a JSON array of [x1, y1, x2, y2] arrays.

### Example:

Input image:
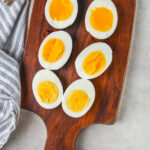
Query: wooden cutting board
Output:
[[21, 0, 136, 149]]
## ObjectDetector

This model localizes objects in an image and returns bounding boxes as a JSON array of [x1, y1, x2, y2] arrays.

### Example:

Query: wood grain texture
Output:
[[21, 0, 136, 149]]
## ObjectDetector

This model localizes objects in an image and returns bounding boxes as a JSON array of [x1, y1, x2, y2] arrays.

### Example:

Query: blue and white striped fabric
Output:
[[0, 0, 29, 148]]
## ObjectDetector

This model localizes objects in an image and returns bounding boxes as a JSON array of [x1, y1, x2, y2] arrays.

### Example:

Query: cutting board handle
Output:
[[44, 123, 82, 150]]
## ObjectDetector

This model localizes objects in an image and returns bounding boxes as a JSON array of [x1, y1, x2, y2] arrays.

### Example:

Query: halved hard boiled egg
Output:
[[38, 31, 72, 70], [45, 0, 78, 29], [85, 0, 118, 39], [32, 69, 63, 109], [75, 42, 113, 79], [62, 79, 95, 118]]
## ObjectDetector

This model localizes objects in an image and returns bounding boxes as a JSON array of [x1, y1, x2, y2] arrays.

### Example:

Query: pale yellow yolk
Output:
[[42, 38, 65, 63], [67, 90, 90, 112], [90, 7, 114, 32], [49, 0, 73, 21], [36, 81, 59, 104], [83, 50, 106, 75]]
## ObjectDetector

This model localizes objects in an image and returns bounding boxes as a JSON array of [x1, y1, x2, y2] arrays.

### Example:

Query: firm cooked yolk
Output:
[[67, 90, 90, 112], [90, 7, 114, 32], [49, 0, 73, 21], [36, 81, 59, 104], [83, 50, 106, 75], [42, 38, 65, 63]]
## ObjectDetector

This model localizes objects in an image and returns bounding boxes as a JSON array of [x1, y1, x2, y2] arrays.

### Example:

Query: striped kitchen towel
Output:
[[0, 0, 29, 148]]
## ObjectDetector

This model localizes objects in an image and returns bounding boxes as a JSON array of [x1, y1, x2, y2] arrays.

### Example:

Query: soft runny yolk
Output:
[[36, 81, 59, 104], [49, 0, 73, 21], [42, 38, 65, 63], [90, 7, 114, 32], [67, 90, 90, 112], [83, 50, 106, 76]]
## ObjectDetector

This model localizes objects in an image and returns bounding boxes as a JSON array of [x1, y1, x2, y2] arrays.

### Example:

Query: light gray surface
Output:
[[3, 0, 150, 149], [2, 109, 47, 150]]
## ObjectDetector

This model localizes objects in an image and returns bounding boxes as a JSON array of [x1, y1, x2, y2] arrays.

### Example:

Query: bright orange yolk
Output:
[[42, 38, 65, 63], [36, 81, 59, 104], [83, 50, 106, 75], [67, 90, 90, 112], [49, 0, 73, 21], [90, 7, 114, 32]]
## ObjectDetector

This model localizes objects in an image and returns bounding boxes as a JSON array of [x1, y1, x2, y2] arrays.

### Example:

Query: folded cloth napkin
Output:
[[0, 0, 29, 148]]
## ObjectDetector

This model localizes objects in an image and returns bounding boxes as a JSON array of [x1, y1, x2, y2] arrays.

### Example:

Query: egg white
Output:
[[75, 42, 113, 79], [45, 0, 78, 29], [38, 31, 72, 70], [62, 79, 95, 118], [85, 0, 118, 39], [32, 69, 63, 109]]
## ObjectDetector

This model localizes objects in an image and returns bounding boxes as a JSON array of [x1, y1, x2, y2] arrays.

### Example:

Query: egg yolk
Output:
[[42, 38, 65, 63], [36, 81, 59, 104], [90, 7, 114, 32], [67, 90, 90, 112], [83, 50, 106, 75], [49, 0, 73, 21]]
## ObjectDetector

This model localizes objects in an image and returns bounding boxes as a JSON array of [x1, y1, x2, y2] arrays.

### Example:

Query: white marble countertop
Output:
[[2, 0, 150, 149]]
